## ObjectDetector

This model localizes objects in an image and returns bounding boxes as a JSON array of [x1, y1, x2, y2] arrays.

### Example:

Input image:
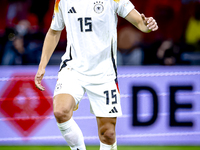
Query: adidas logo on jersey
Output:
[[109, 107, 118, 113], [68, 7, 77, 13]]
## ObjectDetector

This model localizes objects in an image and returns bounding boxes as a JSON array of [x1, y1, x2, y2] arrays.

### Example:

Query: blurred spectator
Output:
[[143, 1, 185, 65], [0, 0, 46, 65], [181, 1, 200, 65], [1, 20, 42, 65], [6, 0, 39, 32], [2, 36, 25, 65], [156, 40, 181, 65], [117, 26, 144, 65], [185, 1, 200, 51], [6, 0, 30, 28]]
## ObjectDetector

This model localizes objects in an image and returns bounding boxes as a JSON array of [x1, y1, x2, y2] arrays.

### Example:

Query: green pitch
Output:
[[0, 146, 200, 150]]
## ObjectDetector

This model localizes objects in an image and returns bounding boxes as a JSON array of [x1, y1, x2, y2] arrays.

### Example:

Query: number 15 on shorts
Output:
[[104, 90, 117, 105]]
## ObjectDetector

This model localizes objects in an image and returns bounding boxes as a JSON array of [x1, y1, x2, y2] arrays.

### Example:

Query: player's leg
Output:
[[96, 117, 117, 150], [85, 80, 122, 150], [54, 94, 86, 150], [53, 67, 86, 150], [53, 94, 75, 123]]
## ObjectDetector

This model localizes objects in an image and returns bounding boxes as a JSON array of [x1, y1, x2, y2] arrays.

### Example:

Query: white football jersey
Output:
[[51, 0, 134, 83]]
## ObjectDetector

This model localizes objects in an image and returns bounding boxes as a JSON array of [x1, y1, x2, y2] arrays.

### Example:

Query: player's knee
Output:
[[103, 129, 115, 140], [101, 129, 115, 144], [54, 109, 72, 123]]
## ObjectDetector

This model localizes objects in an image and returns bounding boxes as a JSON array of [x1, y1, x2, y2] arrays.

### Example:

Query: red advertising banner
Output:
[[0, 73, 53, 137]]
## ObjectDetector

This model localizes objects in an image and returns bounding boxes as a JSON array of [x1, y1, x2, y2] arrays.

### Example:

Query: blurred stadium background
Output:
[[0, 0, 200, 149]]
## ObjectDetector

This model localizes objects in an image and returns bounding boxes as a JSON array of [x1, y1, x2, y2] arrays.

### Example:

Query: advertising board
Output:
[[0, 66, 199, 145]]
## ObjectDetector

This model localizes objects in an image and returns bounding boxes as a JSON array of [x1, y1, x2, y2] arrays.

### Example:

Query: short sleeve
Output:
[[50, 1, 65, 31], [116, 0, 135, 18]]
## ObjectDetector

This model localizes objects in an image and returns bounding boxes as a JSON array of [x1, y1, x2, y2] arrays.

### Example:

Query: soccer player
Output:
[[35, 0, 158, 149]]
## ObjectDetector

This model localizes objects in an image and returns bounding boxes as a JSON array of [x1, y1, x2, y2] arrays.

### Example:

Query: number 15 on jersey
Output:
[[78, 17, 92, 32]]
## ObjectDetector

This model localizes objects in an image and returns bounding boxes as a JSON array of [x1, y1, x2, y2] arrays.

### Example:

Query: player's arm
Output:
[[125, 9, 158, 33], [35, 28, 62, 91]]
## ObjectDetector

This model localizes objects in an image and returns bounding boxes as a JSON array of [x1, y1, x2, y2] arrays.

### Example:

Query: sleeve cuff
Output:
[[50, 24, 64, 31], [122, 3, 135, 18]]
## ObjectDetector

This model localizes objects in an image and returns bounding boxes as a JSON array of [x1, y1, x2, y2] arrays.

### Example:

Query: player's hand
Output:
[[141, 14, 158, 31], [35, 68, 45, 91]]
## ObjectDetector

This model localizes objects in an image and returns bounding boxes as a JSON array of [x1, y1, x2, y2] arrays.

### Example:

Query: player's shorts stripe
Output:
[[111, 42, 117, 80], [59, 46, 72, 72], [115, 81, 120, 93], [110, 41, 120, 93]]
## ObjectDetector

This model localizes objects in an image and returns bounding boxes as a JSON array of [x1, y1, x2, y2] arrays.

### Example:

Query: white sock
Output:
[[57, 117, 86, 150], [100, 141, 117, 150]]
